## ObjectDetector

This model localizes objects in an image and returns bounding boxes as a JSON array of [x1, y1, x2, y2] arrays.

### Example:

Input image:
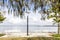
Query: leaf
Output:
[[0, 13, 6, 22]]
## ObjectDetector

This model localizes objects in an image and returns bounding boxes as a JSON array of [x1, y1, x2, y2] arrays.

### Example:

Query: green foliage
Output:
[[51, 3, 60, 13], [0, 34, 5, 37], [0, 12, 6, 22], [48, 0, 60, 23], [52, 34, 60, 37]]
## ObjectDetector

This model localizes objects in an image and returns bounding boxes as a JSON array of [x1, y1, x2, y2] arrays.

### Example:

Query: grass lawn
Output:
[[52, 34, 60, 37], [0, 37, 60, 40]]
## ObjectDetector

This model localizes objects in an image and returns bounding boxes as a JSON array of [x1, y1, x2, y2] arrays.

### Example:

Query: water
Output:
[[0, 25, 58, 33]]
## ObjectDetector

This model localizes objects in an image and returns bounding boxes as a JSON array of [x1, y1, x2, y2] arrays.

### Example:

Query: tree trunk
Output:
[[58, 22, 60, 34]]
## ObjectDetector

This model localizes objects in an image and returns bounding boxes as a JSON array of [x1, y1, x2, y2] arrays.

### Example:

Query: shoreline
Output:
[[0, 32, 56, 38]]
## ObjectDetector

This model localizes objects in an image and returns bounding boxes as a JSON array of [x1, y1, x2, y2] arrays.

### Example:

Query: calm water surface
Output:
[[0, 25, 58, 33]]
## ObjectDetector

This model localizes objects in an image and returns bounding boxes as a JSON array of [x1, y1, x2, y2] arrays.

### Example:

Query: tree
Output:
[[0, 12, 6, 23], [8, 0, 30, 18], [31, 0, 49, 20], [2, 0, 50, 19], [48, 0, 60, 34]]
